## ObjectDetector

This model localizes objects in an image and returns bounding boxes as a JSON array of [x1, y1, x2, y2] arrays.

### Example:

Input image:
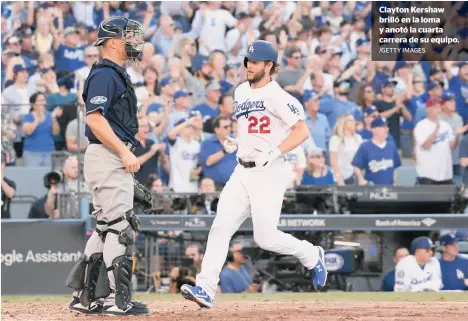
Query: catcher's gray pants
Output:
[[73, 144, 134, 304]]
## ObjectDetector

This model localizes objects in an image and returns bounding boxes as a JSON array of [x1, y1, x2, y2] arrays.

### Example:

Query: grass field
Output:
[[2, 292, 468, 321]]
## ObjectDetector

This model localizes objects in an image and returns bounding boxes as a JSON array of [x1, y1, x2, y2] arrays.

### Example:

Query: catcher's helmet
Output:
[[94, 16, 145, 60], [243, 40, 278, 68]]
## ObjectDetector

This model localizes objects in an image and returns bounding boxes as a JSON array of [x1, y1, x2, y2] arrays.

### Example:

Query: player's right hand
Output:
[[223, 137, 238, 153], [121, 150, 140, 173]]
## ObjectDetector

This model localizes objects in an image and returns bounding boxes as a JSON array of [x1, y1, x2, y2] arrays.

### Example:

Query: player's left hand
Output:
[[255, 148, 281, 168], [223, 137, 238, 153]]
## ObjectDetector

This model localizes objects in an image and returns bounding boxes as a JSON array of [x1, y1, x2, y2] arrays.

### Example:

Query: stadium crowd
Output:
[[2, 0, 468, 212], [2, 0, 468, 295]]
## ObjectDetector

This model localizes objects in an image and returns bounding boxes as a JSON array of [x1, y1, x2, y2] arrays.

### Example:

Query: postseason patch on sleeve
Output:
[[90, 96, 108, 105]]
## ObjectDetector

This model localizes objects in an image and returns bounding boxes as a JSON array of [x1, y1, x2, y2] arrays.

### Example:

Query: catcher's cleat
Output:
[[69, 296, 103, 314], [102, 301, 151, 316]]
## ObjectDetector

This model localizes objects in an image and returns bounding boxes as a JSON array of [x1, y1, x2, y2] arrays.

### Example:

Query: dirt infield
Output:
[[2, 293, 467, 321]]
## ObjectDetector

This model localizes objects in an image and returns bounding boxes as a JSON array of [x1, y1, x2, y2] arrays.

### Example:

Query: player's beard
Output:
[[248, 68, 267, 84]]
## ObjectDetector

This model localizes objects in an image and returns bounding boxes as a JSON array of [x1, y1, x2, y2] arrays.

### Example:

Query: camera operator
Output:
[[28, 172, 59, 219], [190, 177, 219, 215], [44, 156, 88, 216], [219, 243, 260, 293], [146, 174, 173, 214], [169, 243, 205, 294]]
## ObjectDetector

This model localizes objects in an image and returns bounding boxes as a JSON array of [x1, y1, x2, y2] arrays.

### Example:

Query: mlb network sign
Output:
[[1, 220, 86, 295]]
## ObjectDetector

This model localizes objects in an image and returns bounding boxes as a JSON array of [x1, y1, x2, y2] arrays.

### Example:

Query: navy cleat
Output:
[[311, 246, 327, 289], [180, 284, 213, 309]]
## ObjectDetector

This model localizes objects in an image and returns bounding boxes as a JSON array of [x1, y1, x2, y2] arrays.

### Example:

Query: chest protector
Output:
[[89, 59, 139, 140]]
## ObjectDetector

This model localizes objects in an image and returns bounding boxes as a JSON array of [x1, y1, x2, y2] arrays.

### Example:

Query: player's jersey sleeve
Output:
[[394, 258, 413, 292], [272, 95, 305, 129], [84, 68, 117, 116]]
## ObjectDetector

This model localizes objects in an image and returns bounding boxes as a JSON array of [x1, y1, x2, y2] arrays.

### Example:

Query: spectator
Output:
[[148, 14, 176, 58], [352, 116, 401, 186], [146, 174, 173, 215], [220, 63, 241, 95], [52, 25, 86, 73], [414, 98, 466, 185], [22, 92, 62, 167], [374, 79, 412, 149], [1, 153, 16, 219], [175, 36, 197, 74], [284, 145, 306, 188], [401, 75, 426, 157], [190, 177, 219, 215], [74, 46, 99, 82], [65, 103, 88, 160], [203, 94, 233, 134], [135, 67, 160, 110], [209, 50, 227, 83], [380, 247, 409, 292], [301, 147, 335, 186], [459, 134, 468, 184], [439, 93, 464, 180], [225, 13, 258, 65], [448, 61, 468, 123], [169, 243, 205, 294], [220, 243, 260, 293], [320, 79, 362, 129], [191, 81, 222, 121], [27, 52, 55, 94], [356, 83, 376, 110], [17, 25, 38, 67], [46, 71, 77, 150], [438, 233, 468, 291], [29, 172, 59, 220], [146, 76, 176, 115], [167, 117, 202, 193], [191, 1, 237, 56], [394, 236, 442, 292], [34, 15, 54, 54], [134, 116, 167, 184], [2, 63, 30, 116], [168, 90, 193, 131], [200, 116, 237, 190], [338, 58, 364, 103], [358, 105, 396, 144], [276, 48, 304, 100], [414, 81, 443, 125], [303, 90, 331, 152], [329, 114, 362, 185]]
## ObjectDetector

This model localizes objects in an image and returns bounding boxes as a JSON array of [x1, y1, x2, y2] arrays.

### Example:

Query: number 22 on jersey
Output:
[[248, 115, 270, 134]]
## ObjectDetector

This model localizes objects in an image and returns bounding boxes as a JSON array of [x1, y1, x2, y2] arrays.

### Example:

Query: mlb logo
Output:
[[248, 44, 255, 53]]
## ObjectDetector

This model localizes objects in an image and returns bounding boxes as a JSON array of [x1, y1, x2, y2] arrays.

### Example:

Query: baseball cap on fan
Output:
[[426, 97, 442, 108]]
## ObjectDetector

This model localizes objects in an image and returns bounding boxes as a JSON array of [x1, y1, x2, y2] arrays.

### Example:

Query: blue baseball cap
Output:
[[427, 80, 441, 91], [364, 105, 378, 117], [441, 92, 455, 102], [303, 90, 319, 103], [410, 236, 435, 254], [458, 61, 468, 68], [13, 64, 28, 73], [371, 116, 387, 128], [159, 76, 173, 88], [439, 233, 458, 246], [174, 90, 192, 100]]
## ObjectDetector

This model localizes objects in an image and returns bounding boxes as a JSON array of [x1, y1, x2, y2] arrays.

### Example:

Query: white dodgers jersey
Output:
[[394, 255, 443, 292], [233, 80, 306, 160]]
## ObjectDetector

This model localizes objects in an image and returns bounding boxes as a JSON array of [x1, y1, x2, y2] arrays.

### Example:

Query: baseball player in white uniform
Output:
[[180, 40, 327, 308], [394, 236, 443, 292]]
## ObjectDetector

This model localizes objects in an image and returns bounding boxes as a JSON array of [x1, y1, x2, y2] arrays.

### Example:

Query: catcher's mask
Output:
[[95, 16, 145, 63]]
